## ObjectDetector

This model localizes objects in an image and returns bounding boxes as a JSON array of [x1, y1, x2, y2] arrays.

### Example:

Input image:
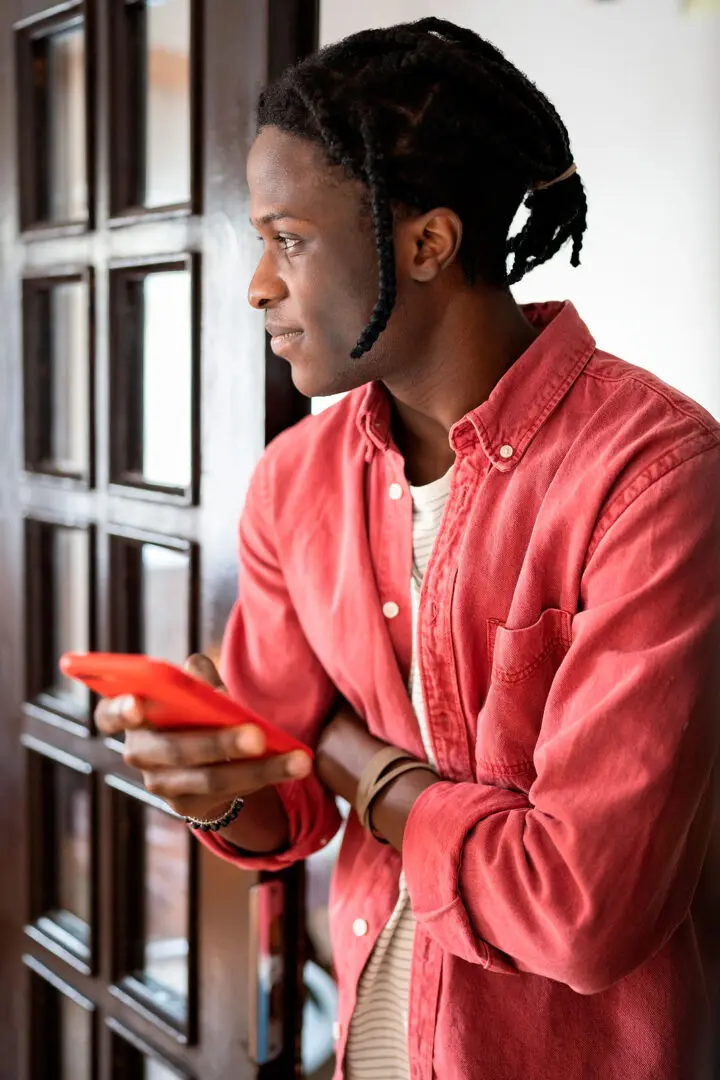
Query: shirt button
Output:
[[382, 601, 400, 619], [333, 1021, 342, 1042], [499, 444, 514, 460], [353, 917, 369, 937], [389, 482, 403, 500]]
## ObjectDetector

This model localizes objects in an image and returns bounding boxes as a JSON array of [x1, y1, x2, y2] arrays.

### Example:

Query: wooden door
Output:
[[0, 1, 324, 1077]]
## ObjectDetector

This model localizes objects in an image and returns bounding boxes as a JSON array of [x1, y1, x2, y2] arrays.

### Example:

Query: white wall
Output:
[[320, 0, 720, 417]]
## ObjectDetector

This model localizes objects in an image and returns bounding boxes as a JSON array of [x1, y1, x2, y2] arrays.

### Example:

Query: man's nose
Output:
[[248, 253, 287, 309]]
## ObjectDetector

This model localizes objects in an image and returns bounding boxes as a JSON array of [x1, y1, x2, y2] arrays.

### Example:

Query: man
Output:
[[97, 18, 720, 1079]]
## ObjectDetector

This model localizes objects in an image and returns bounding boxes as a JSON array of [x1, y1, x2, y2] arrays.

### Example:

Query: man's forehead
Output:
[[248, 126, 356, 222]]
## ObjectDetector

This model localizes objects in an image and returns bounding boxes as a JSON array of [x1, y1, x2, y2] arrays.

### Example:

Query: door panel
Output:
[[0, 2, 320, 1077]]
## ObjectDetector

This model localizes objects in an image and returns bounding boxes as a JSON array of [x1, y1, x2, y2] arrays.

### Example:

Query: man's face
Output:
[[247, 126, 399, 399]]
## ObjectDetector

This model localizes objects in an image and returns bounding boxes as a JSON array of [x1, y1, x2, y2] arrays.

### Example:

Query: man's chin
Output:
[[289, 357, 345, 401], [286, 346, 372, 401]]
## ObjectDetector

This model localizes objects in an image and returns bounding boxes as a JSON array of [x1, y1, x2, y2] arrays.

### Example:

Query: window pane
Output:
[[50, 282, 89, 474], [145, 1059, 183, 1080], [303, 810, 344, 1078], [142, 271, 192, 488], [111, 1034, 188, 1080], [141, 545, 190, 664], [47, 26, 87, 221], [50, 528, 90, 708], [135, 806, 189, 1023], [144, 0, 191, 207], [55, 765, 91, 935], [31, 973, 93, 1080], [60, 992, 92, 1080]]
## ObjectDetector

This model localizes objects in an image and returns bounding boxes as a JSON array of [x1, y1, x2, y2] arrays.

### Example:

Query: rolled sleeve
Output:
[[404, 779, 524, 972], [198, 775, 341, 871], [197, 442, 341, 870]]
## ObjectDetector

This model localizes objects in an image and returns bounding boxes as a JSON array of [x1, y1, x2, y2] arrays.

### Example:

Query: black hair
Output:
[[256, 17, 588, 359]]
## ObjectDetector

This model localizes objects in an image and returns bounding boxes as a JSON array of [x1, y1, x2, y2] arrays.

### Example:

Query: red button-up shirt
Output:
[[203, 302, 720, 1079]]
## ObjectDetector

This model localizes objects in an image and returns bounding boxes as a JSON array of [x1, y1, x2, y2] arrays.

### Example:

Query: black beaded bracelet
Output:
[[186, 796, 245, 833]]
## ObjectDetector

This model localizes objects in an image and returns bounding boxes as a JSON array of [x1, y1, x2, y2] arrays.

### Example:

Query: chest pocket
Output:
[[477, 607, 572, 787]]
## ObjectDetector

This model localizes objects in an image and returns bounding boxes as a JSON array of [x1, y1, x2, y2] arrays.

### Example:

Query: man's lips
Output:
[[266, 327, 304, 354]]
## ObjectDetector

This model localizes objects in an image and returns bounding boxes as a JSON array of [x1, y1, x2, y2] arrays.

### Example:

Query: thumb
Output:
[[184, 653, 226, 691]]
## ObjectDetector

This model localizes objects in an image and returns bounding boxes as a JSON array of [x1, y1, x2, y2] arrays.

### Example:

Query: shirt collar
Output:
[[356, 301, 596, 470]]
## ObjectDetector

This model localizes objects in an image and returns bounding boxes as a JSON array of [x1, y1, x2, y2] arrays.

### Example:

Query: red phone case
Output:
[[59, 652, 312, 759]]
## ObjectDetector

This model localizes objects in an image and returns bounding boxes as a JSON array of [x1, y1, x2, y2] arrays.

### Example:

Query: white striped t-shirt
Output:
[[344, 467, 453, 1080]]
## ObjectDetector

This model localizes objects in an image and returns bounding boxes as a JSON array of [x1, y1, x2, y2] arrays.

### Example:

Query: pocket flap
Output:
[[490, 608, 572, 684]]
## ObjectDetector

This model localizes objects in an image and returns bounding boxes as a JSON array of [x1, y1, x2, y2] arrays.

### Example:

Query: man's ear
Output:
[[395, 208, 464, 283]]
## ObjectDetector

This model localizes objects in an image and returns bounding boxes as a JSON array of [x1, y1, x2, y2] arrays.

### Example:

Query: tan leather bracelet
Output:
[[364, 760, 438, 842], [355, 745, 437, 839], [355, 746, 412, 830]]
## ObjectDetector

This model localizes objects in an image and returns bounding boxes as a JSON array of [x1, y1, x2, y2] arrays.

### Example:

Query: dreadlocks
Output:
[[256, 17, 588, 359]]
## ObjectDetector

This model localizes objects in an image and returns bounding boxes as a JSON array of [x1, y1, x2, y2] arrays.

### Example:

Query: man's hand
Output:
[[94, 653, 312, 825]]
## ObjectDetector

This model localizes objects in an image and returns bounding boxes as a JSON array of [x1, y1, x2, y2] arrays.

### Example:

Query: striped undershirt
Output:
[[345, 467, 453, 1080]]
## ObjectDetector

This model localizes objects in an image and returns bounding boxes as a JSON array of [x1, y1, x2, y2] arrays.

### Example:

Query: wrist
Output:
[[316, 705, 386, 803], [204, 785, 291, 854], [370, 768, 438, 848], [186, 795, 245, 833]]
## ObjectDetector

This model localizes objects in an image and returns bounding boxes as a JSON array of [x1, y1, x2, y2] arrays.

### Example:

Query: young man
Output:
[[97, 18, 720, 1080]]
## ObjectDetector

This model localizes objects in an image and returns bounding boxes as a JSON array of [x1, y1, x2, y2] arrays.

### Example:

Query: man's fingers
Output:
[[141, 752, 312, 800], [95, 695, 144, 735], [124, 724, 267, 770], [184, 653, 225, 691], [95, 654, 224, 737]]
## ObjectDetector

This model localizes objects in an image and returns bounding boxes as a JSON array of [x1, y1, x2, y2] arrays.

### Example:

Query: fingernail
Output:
[[236, 726, 264, 755], [286, 752, 311, 778], [109, 695, 136, 717]]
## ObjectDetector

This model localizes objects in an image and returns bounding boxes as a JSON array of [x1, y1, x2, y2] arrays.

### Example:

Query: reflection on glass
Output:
[[136, 806, 189, 1022], [302, 804, 345, 1078], [47, 26, 87, 221], [144, 0, 191, 207], [50, 528, 90, 709], [142, 271, 192, 488], [141, 546, 190, 664], [59, 993, 92, 1080], [54, 765, 91, 941], [145, 1058, 183, 1080], [50, 282, 89, 475]]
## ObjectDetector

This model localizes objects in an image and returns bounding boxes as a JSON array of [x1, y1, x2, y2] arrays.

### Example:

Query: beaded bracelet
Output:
[[186, 796, 245, 833]]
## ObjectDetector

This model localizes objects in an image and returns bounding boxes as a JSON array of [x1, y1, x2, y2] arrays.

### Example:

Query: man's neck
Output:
[[384, 289, 538, 486]]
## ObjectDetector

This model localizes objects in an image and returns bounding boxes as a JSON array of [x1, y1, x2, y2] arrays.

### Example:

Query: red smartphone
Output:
[[59, 652, 312, 759]]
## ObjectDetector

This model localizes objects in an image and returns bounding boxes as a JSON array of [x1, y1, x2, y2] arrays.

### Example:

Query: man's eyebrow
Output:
[[250, 211, 310, 227]]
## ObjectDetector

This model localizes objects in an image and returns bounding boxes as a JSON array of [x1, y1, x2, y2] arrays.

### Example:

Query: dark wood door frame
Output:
[[0, 2, 319, 1078]]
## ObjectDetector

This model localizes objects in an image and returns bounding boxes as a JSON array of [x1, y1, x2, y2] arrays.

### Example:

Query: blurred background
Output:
[[0, 2, 717, 1079]]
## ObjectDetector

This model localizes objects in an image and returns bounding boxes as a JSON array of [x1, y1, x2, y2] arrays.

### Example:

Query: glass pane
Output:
[[55, 765, 91, 936], [60, 993, 92, 1080], [142, 271, 192, 488], [303, 805, 344, 1079], [141, 545, 190, 664], [145, 1059, 183, 1080], [144, 0, 191, 207], [136, 806, 189, 1022], [50, 282, 89, 474], [50, 528, 90, 709], [47, 26, 87, 221]]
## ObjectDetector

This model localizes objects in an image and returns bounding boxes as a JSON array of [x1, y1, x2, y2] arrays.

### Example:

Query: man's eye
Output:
[[276, 235, 302, 252]]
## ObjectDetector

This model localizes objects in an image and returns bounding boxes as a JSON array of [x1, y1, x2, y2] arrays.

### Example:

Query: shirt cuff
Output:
[[403, 779, 520, 972], [195, 773, 341, 871]]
